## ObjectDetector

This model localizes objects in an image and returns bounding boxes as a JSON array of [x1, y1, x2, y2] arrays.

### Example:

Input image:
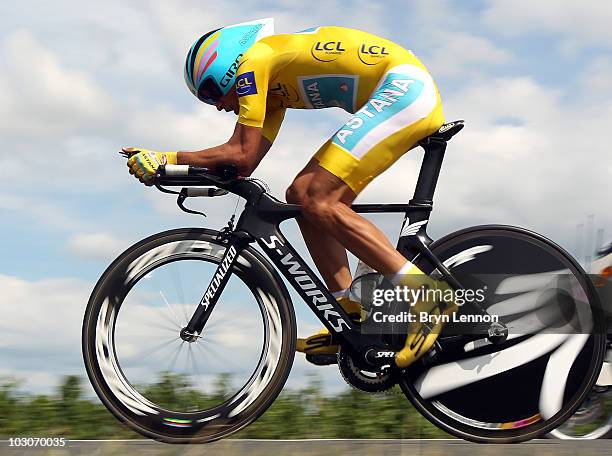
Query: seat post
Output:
[[411, 138, 447, 205]]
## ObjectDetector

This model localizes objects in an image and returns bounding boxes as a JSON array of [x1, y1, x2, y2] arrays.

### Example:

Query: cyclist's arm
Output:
[[249, 105, 285, 167], [176, 123, 264, 176], [178, 43, 279, 176]]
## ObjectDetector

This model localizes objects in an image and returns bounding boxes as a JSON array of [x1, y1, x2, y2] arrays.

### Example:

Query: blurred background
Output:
[[1, 0, 610, 439]]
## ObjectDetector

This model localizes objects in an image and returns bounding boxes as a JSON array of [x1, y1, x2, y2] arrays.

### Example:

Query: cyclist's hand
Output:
[[123, 148, 178, 186]]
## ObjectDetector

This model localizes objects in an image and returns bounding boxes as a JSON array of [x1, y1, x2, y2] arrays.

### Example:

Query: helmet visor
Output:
[[197, 78, 223, 105]]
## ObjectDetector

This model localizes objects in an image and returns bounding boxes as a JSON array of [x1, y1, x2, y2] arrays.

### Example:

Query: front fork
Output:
[[181, 233, 249, 341]]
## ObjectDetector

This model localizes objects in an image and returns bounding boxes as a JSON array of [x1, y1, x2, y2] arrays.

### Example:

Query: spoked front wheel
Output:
[[400, 225, 607, 443], [82, 229, 296, 443]]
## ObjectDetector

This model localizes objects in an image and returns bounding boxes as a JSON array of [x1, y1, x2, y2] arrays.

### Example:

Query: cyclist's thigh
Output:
[[292, 159, 356, 204], [288, 158, 336, 201], [314, 63, 445, 195]]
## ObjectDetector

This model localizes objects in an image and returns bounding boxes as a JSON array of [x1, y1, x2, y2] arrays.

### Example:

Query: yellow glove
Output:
[[125, 148, 178, 185]]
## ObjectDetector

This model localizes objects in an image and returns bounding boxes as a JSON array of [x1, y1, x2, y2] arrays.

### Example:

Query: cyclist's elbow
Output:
[[231, 147, 256, 176], [238, 163, 255, 177]]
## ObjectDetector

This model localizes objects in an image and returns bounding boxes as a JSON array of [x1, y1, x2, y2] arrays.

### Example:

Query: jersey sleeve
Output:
[[236, 42, 274, 129], [261, 105, 286, 143]]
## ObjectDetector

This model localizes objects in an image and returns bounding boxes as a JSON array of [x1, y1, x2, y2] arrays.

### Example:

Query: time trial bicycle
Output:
[[82, 120, 606, 443]]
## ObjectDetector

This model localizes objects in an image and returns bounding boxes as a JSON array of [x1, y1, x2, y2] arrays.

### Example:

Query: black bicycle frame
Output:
[[173, 135, 465, 358]]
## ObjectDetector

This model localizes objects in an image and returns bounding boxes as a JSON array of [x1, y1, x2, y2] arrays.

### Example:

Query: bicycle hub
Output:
[[180, 327, 199, 343]]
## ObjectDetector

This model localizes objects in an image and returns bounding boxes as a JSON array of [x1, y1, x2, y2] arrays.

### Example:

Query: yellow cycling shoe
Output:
[[296, 328, 337, 355], [395, 279, 458, 368], [296, 297, 362, 359], [391, 268, 457, 368], [395, 300, 458, 368]]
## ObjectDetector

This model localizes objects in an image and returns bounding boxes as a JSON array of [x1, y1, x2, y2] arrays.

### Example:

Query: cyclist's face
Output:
[[214, 86, 239, 115]]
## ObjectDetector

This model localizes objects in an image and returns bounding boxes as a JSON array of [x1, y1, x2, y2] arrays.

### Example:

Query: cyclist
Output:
[[124, 18, 454, 368]]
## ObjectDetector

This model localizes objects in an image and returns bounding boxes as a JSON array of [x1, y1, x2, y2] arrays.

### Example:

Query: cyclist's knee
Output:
[[301, 196, 335, 224], [285, 183, 305, 205]]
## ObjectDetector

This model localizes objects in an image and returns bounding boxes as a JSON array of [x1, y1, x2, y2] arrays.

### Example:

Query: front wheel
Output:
[[82, 228, 296, 443], [400, 225, 607, 443]]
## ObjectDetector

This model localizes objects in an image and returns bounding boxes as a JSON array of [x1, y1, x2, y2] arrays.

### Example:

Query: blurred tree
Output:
[[0, 373, 450, 439]]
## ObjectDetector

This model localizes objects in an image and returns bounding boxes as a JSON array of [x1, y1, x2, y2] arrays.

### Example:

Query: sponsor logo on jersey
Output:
[[236, 71, 257, 96], [311, 41, 346, 62], [305, 81, 326, 108], [269, 82, 300, 102], [298, 75, 358, 111], [334, 77, 421, 146], [220, 54, 244, 88], [358, 44, 389, 65]]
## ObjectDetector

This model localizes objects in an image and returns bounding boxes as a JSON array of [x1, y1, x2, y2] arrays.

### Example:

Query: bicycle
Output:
[[548, 338, 611, 440], [549, 247, 612, 440], [82, 120, 606, 443]]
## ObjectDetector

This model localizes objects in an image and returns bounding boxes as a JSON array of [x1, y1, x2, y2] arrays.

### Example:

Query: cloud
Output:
[[1, 0, 611, 395], [148, 0, 388, 65], [0, 272, 346, 395], [125, 104, 236, 151], [67, 232, 130, 261], [0, 275, 90, 392], [482, 1, 612, 52], [0, 192, 89, 232], [433, 76, 611, 244], [580, 57, 612, 95], [425, 31, 515, 77], [0, 30, 115, 138]]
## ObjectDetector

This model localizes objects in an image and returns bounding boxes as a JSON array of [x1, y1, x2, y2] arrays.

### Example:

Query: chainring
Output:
[[337, 346, 398, 393]]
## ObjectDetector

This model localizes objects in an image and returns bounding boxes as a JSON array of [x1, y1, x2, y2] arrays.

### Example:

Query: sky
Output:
[[1, 0, 611, 396]]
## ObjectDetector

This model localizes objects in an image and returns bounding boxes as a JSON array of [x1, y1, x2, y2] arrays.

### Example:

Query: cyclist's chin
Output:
[[222, 106, 239, 115]]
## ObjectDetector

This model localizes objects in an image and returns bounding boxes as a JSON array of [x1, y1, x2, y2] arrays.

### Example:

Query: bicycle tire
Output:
[[82, 228, 296, 443], [548, 392, 612, 440], [548, 344, 612, 440], [399, 225, 606, 443]]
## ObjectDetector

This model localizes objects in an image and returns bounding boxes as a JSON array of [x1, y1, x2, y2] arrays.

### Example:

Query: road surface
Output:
[[1, 439, 610, 455]]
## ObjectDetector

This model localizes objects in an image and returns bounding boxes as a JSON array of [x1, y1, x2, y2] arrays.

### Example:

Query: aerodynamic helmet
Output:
[[184, 18, 274, 104]]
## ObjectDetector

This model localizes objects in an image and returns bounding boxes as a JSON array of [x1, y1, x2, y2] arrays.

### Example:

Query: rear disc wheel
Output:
[[399, 225, 606, 443]]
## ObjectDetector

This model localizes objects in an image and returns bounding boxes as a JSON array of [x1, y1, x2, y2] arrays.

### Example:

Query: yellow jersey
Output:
[[235, 26, 428, 143]]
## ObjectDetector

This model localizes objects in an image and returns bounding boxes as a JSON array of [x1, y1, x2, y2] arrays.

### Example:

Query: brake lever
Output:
[[177, 189, 206, 218], [155, 184, 181, 195]]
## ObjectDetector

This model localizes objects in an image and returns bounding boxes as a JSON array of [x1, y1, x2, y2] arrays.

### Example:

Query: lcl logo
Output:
[[236, 71, 257, 96], [236, 77, 252, 89], [359, 44, 390, 65], [311, 41, 346, 62], [314, 41, 346, 52]]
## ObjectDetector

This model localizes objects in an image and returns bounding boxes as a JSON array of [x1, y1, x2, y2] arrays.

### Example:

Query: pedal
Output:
[[421, 340, 442, 366], [305, 354, 338, 366]]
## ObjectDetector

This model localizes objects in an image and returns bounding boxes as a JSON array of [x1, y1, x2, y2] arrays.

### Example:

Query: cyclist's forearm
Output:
[[177, 143, 251, 174], [176, 124, 263, 175]]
